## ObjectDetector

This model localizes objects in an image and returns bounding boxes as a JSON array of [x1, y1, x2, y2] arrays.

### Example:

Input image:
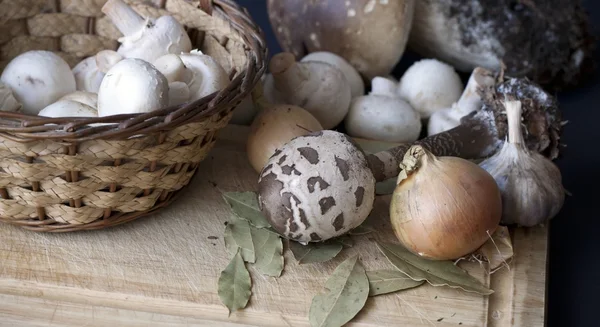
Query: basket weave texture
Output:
[[0, 0, 266, 232]]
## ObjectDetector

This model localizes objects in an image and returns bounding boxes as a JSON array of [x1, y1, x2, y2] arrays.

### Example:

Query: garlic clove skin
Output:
[[0, 50, 76, 115], [72, 56, 104, 93], [345, 77, 421, 143], [479, 100, 565, 227], [397, 58, 463, 119], [301, 51, 365, 99], [0, 82, 22, 112]]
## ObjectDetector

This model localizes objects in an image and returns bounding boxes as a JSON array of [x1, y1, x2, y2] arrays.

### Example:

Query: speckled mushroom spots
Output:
[[258, 130, 376, 243]]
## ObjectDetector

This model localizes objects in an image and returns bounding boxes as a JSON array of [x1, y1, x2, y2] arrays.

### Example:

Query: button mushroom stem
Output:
[[366, 75, 563, 182], [102, 0, 146, 37]]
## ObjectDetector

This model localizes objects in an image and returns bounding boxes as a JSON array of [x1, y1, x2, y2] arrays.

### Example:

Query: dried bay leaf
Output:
[[223, 191, 271, 228], [348, 225, 374, 236], [477, 226, 514, 271], [366, 270, 424, 296], [309, 256, 369, 327], [225, 215, 256, 263], [289, 240, 343, 264], [376, 242, 493, 295], [252, 227, 284, 277], [334, 235, 354, 248], [218, 250, 252, 315]]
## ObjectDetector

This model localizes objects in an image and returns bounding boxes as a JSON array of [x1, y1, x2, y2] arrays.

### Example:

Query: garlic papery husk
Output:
[[479, 100, 565, 227]]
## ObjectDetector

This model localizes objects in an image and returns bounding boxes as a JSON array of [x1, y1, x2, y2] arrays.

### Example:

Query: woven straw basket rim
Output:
[[0, 0, 267, 232]]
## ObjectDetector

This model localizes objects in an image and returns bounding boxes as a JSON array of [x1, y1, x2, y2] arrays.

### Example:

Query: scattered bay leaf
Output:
[[309, 256, 369, 327], [477, 226, 514, 271], [289, 240, 343, 264], [334, 235, 354, 248], [222, 191, 271, 228], [218, 249, 252, 315], [226, 215, 256, 263], [252, 227, 284, 277], [354, 138, 404, 155], [376, 242, 493, 295], [366, 270, 424, 296], [348, 225, 374, 236]]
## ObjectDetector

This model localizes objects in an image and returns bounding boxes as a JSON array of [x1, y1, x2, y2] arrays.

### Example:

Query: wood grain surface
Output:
[[0, 125, 548, 327]]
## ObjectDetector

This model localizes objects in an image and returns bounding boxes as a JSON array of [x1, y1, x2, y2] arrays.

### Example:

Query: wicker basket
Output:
[[0, 0, 266, 232]]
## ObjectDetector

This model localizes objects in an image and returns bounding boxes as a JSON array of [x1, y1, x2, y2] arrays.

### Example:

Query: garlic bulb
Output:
[[479, 100, 565, 227]]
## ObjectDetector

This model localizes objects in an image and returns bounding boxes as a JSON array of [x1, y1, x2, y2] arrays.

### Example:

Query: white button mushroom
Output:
[[152, 50, 230, 103], [60, 91, 98, 109], [345, 77, 421, 143], [38, 100, 98, 118], [101, 0, 193, 64], [97, 58, 169, 116], [427, 67, 496, 136], [397, 58, 463, 119], [0, 50, 76, 115], [0, 82, 21, 112], [258, 130, 375, 243], [71, 50, 123, 93], [267, 52, 351, 129], [168, 81, 190, 106], [301, 51, 365, 99]]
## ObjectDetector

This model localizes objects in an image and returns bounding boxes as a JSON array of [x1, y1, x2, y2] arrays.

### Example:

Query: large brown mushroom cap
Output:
[[267, 0, 416, 80], [258, 130, 376, 243]]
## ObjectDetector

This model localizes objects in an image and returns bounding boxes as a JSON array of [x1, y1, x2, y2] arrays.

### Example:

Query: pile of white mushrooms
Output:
[[0, 0, 231, 121]]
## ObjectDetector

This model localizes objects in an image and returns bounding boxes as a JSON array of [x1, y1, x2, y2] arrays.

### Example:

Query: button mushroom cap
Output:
[[258, 130, 376, 243], [179, 51, 230, 101], [301, 51, 365, 98], [0, 50, 76, 115], [269, 52, 351, 129], [97, 58, 169, 116], [60, 91, 98, 109], [38, 100, 98, 118], [397, 58, 463, 119], [101, 0, 192, 64], [345, 77, 421, 143], [72, 56, 104, 93]]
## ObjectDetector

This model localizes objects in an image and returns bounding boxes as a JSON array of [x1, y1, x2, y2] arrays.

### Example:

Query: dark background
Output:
[[235, 1, 600, 326]]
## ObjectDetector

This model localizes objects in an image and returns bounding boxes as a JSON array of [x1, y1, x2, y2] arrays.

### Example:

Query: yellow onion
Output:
[[390, 145, 502, 260]]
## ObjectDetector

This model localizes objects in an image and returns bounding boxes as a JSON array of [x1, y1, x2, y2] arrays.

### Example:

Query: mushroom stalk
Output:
[[366, 76, 562, 182], [102, 0, 146, 37]]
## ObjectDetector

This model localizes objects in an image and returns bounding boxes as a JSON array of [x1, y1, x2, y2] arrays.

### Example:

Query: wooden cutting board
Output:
[[0, 125, 548, 327]]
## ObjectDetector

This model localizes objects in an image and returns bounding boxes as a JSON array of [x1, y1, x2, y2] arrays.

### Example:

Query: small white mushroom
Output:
[[262, 73, 285, 104], [168, 81, 190, 106], [59, 91, 98, 109], [301, 51, 365, 98], [427, 67, 496, 136], [153, 50, 230, 103], [397, 58, 463, 119], [101, 0, 192, 63], [267, 52, 351, 129], [345, 77, 421, 143], [0, 50, 76, 115], [38, 100, 97, 118], [97, 58, 169, 116], [258, 130, 375, 243], [72, 50, 123, 93], [0, 82, 21, 112]]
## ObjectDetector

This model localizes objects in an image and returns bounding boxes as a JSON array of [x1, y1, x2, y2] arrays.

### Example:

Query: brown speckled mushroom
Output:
[[258, 130, 375, 243], [267, 0, 416, 80]]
